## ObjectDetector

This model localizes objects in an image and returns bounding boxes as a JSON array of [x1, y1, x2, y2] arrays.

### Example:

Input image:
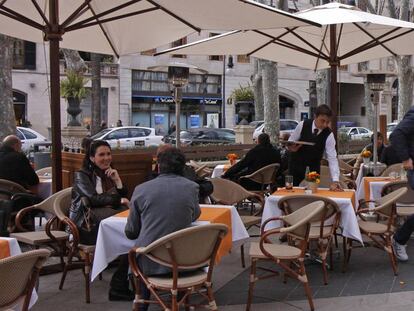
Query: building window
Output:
[[209, 33, 223, 61], [141, 48, 156, 56], [361, 106, 366, 116], [13, 40, 36, 70], [339, 64, 348, 71], [237, 55, 250, 63], [171, 37, 187, 58]]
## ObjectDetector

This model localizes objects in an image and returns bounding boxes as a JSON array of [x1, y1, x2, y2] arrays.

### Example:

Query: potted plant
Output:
[[361, 150, 372, 165], [231, 84, 254, 125], [305, 171, 320, 193], [61, 70, 88, 126]]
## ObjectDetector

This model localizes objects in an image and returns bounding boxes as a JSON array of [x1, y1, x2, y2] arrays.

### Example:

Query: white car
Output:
[[16, 127, 48, 152], [338, 127, 373, 140], [91, 126, 163, 148], [387, 122, 398, 139], [253, 119, 299, 141]]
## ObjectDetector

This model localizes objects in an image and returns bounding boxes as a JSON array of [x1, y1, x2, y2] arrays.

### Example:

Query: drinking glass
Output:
[[285, 175, 293, 190]]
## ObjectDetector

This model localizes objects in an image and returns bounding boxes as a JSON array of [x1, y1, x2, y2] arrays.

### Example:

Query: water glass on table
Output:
[[285, 175, 293, 191]]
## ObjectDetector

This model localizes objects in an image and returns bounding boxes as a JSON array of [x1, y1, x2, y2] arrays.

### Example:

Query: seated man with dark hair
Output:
[[125, 147, 201, 311], [222, 133, 281, 190]]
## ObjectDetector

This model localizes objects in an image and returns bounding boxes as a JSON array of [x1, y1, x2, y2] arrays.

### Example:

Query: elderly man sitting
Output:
[[125, 147, 201, 311]]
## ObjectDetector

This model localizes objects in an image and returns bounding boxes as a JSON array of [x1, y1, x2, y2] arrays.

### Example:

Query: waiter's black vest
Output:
[[289, 119, 331, 185]]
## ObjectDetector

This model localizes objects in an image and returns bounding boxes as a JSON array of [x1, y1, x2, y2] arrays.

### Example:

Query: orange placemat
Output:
[[115, 210, 129, 217], [223, 164, 231, 172], [199, 207, 232, 263], [0, 239, 10, 259], [363, 177, 392, 202], [273, 188, 356, 210]]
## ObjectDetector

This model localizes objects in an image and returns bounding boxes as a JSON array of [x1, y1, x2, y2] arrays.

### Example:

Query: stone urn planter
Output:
[[66, 97, 82, 126]]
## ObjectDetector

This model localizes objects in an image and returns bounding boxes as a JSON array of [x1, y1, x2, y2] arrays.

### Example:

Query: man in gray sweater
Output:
[[125, 147, 201, 310]]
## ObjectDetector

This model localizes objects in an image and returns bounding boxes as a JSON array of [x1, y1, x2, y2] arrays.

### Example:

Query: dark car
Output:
[[163, 128, 235, 146]]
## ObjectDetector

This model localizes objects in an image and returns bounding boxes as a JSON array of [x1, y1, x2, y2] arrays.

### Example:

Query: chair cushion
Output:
[[240, 216, 261, 228], [147, 270, 207, 289], [358, 220, 388, 234], [78, 244, 96, 253], [249, 242, 301, 260], [309, 226, 333, 239], [11, 230, 69, 245], [397, 206, 414, 216]]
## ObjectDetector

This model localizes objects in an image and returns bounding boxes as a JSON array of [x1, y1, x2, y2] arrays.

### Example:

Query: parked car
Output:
[[252, 119, 299, 141], [91, 126, 163, 148], [387, 122, 398, 139], [338, 126, 373, 140], [249, 120, 264, 129], [16, 127, 48, 152], [163, 128, 235, 146]]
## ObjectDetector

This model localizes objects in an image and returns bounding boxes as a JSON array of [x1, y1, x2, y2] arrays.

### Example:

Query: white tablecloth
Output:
[[91, 204, 249, 281], [211, 165, 226, 178], [0, 237, 38, 310], [261, 190, 363, 244], [355, 177, 389, 203]]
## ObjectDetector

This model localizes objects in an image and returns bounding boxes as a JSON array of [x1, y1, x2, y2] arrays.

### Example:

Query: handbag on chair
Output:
[[78, 197, 99, 245]]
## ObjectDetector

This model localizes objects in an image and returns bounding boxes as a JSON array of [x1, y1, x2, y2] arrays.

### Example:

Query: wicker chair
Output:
[[278, 195, 341, 285], [246, 201, 326, 311], [0, 249, 50, 311], [347, 187, 408, 275], [381, 163, 402, 177], [381, 181, 414, 217], [10, 188, 71, 270], [338, 158, 355, 179], [35, 167, 52, 177], [188, 160, 213, 178], [128, 224, 228, 311], [210, 178, 264, 268], [53, 188, 96, 303], [239, 163, 280, 197]]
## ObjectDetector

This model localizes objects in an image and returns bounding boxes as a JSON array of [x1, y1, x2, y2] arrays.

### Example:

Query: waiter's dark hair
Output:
[[315, 104, 332, 117]]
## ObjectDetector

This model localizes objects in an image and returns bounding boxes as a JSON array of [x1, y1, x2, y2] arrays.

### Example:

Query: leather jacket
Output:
[[69, 168, 128, 227]]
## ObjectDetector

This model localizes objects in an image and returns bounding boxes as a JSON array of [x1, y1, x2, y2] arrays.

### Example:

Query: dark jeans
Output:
[[394, 214, 414, 245]]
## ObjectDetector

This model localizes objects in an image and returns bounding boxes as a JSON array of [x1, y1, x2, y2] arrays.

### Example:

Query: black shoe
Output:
[[108, 288, 135, 301]]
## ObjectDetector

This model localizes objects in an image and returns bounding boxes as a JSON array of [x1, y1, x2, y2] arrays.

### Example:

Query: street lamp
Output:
[[222, 55, 235, 128], [148, 62, 207, 148]]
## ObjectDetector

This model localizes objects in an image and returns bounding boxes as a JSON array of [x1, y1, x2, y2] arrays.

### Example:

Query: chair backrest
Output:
[[210, 178, 253, 205], [35, 167, 52, 177], [0, 249, 50, 309], [381, 163, 402, 177], [382, 181, 414, 205], [53, 187, 73, 221], [138, 224, 228, 270], [376, 187, 408, 218], [36, 187, 72, 214], [282, 201, 326, 240], [242, 163, 280, 185], [338, 158, 353, 172], [0, 179, 28, 200]]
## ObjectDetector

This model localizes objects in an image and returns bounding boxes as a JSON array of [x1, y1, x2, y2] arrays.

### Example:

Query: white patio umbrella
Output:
[[0, 0, 319, 191], [155, 2, 414, 139]]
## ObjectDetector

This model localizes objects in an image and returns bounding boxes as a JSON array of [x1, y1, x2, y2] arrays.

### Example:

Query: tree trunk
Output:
[[261, 60, 279, 144], [0, 34, 16, 140], [90, 53, 102, 135], [316, 69, 329, 106], [396, 56, 414, 120], [251, 58, 264, 120], [62, 49, 86, 73], [359, 61, 374, 129]]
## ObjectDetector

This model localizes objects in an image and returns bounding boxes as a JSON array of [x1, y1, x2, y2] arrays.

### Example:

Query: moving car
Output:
[[91, 126, 163, 148], [252, 119, 299, 141], [338, 127, 373, 140], [16, 127, 48, 152], [163, 128, 235, 146]]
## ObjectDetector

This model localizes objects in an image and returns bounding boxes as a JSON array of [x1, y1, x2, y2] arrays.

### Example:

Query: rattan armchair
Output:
[[188, 160, 213, 178], [210, 178, 264, 267], [381, 180, 414, 217], [347, 187, 408, 275], [0, 249, 50, 311], [246, 201, 326, 311], [128, 224, 228, 311], [381, 163, 402, 177], [239, 163, 280, 197], [53, 189, 96, 303], [278, 195, 341, 285]]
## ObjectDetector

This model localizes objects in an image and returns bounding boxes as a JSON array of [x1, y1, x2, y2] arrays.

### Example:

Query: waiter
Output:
[[288, 104, 342, 191]]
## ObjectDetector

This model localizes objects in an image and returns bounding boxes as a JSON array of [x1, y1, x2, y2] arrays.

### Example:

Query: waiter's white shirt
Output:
[[288, 120, 340, 182]]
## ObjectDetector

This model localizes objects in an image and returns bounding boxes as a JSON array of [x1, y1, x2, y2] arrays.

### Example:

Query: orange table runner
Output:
[[115, 207, 232, 262], [363, 177, 392, 202], [273, 188, 356, 210], [0, 239, 11, 259]]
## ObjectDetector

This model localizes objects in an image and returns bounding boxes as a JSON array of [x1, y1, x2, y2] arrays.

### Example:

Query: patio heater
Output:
[[363, 73, 387, 176], [148, 63, 207, 148]]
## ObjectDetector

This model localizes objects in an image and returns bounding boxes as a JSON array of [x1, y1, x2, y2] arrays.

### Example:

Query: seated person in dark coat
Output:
[[0, 135, 39, 192], [222, 133, 281, 190], [125, 147, 201, 311], [381, 143, 402, 166]]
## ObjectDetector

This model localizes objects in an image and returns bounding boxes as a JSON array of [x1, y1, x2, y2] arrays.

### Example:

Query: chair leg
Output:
[[329, 243, 334, 271], [241, 244, 246, 268], [299, 261, 314, 311], [321, 256, 329, 285], [206, 282, 218, 310], [59, 249, 74, 290], [246, 258, 257, 311], [83, 252, 91, 303], [386, 236, 398, 276]]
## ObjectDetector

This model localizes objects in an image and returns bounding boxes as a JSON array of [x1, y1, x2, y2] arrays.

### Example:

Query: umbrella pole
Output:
[[329, 24, 338, 141], [174, 87, 182, 148], [49, 0, 63, 192]]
